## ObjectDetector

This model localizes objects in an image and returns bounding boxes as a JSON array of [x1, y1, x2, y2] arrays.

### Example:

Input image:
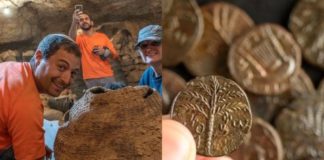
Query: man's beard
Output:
[[80, 23, 92, 31]]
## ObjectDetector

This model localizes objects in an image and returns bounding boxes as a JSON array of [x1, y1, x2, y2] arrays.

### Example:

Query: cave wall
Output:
[[0, 0, 161, 86]]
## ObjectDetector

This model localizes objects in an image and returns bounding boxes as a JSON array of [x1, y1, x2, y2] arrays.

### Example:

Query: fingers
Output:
[[196, 155, 233, 160], [162, 119, 196, 160]]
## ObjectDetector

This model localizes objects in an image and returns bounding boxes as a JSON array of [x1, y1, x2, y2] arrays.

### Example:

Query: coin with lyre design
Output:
[[228, 23, 302, 95], [289, 0, 324, 69], [163, 0, 203, 67], [248, 69, 315, 121], [171, 75, 252, 157]]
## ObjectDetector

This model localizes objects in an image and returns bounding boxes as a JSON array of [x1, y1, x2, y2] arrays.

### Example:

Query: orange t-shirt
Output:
[[0, 62, 45, 159], [76, 32, 119, 79]]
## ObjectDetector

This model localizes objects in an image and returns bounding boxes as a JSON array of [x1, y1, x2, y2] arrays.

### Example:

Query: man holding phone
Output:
[[69, 5, 119, 88]]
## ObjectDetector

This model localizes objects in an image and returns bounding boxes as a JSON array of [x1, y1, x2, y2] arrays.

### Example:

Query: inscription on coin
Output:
[[163, 0, 203, 66], [228, 24, 301, 95], [183, 2, 254, 77], [171, 75, 252, 157], [248, 69, 315, 121], [275, 93, 324, 160], [289, 0, 324, 69], [230, 117, 284, 160]]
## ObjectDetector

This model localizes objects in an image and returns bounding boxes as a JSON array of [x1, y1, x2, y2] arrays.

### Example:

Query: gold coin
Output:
[[171, 75, 252, 157], [184, 2, 254, 77], [163, 0, 203, 66], [230, 117, 284, 160], [228, 23, 302, 95], [289, 0, 324, 69], [275, 93, 324, 160]]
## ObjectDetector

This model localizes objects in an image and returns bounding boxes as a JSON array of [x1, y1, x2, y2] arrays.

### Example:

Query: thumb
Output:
[[162, 119, 196, 160]]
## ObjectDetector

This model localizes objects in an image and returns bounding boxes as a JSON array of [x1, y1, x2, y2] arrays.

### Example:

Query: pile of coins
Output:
[[163, 0, 324, 159]]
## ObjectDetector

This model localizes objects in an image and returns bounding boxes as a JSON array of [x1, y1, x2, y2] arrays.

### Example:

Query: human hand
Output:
[[45, 145, 53, 160], [72, 9, 82, 24], [92, 46, 105, 56], [162, 118, 233, 160]]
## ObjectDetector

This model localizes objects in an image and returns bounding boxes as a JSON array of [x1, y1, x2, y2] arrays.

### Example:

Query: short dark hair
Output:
[[30, 34, 81, 63], [79, 10, 92, 21]]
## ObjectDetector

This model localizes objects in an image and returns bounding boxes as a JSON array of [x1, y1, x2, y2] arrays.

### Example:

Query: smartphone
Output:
[[74, 4, 83, 11]]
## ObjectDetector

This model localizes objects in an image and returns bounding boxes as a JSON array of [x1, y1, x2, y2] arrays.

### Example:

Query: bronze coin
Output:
[[319, 79, 324, 94], [183, 3, 254, 77], [289, 0, 324, 69], [162, 69, 186, 114], [203, 2, 254, 44], [248, 69, 315, 121], [162, 0, 203, 67], [171, 75, 252, 157], [229, 117, 284, 160], [228, 23, 302, 95], [275, 93, 324, 160]]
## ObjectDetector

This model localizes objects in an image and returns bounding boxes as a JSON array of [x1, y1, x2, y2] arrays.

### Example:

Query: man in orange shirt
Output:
[[0, 34, 81, 159], [69, 9, 119, 88]]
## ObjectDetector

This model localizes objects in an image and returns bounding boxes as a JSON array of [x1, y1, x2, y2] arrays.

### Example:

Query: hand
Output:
[[162, 118, 233, 160], [45, 145, 53, 160], [92, 46, 105, 56], [72, 9, 82, 24]]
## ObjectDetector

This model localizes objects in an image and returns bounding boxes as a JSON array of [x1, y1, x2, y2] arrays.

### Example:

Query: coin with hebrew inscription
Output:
[[289, 0, 324, 69], [275, 93, 324, 160], [171, 75, 252, 157], [183, 2, 254, 77], [248, 69, 315, 121], [319, 79, 324, 94], [230, 117, 284, 160], [163, 0, 203, 66], [228, 23, 302, 95], [162, 69, 186, 114]]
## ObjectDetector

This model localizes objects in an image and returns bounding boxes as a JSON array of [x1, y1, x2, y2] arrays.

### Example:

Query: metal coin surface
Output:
[[162, 69, 186, 114], [228, 23, 302, 95], [319, 79, 324, 94], [248, 69, 315, 121], [275, 93, 324, 160], [230, 117, 284, 160], [289, 0, 324, 69], [171, 75, 252, 157], [183, 2, 254, 77], [163, 0, 203, 66]]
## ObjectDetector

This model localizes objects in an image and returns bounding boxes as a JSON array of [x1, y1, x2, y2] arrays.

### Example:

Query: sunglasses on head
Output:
[[139, 41, 161, 49]]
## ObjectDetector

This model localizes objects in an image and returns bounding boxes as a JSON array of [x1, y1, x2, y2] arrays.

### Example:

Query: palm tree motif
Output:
[[180, 76, 250, 155]]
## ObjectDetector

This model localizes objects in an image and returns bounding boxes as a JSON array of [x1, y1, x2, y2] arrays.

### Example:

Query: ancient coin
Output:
[[230, 117, 284, 160], [289, 0, 324, 69], [275, 93, 324, 160], [248, 69, 315, 121], [228, 23, 302, 95], [183, 2, 254, 77], [55, 86, 161, 159], [162, 69, 186, 114], [163, 0, 203, 66], [319, 78, 324, 94], [171, 75, 252, 157], [203, 2, 254, 44]]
